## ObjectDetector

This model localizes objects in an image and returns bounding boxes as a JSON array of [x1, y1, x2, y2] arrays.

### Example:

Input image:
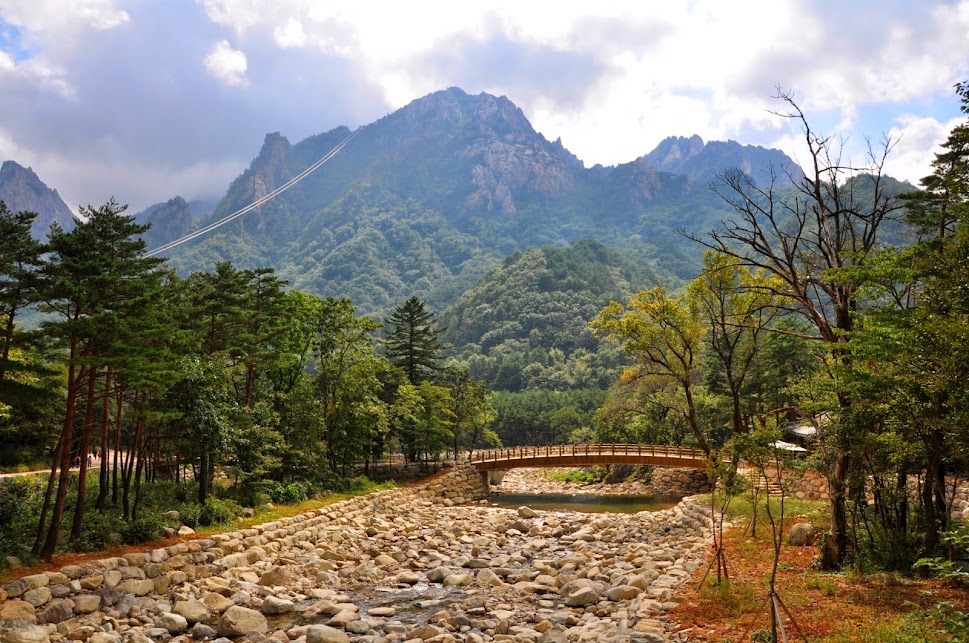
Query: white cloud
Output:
[[273, 17, 306, 48], [203, 40, 249, 87], [884, 114, 962, 186], [0, 0, 128, 32]]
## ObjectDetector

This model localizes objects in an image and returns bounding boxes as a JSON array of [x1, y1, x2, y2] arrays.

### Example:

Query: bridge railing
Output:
[[468, 443, 708, 464]]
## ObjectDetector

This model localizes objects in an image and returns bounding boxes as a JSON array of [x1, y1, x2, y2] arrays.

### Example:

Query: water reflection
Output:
[[489, 492, 679, 514]]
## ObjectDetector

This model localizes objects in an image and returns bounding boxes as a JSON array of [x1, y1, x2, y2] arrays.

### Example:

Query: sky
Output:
[[0, 0, 967, 213]]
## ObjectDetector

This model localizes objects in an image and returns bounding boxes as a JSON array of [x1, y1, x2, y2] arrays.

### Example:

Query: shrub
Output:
[[122, 512, 165, 544], [179, 502, 203, 528], [268, 482, 307, 505], [198, 497, 244, 526]]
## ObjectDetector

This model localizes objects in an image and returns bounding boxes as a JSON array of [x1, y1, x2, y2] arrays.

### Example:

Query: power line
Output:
[[145, 128, 359, 257]]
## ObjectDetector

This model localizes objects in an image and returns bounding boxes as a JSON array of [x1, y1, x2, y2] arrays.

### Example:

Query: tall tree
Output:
[[591, 286, 713, 457], [37, 199, 163, 559], [383, 296, 445, 384], [0, 203, 45, 384], [701, 89, 902, 567]]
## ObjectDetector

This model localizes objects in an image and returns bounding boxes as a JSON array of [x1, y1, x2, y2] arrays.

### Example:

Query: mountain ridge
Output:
[[0, 160, 76, 238]]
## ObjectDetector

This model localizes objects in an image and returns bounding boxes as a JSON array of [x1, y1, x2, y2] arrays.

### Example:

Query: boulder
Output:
[[173, 599, 209, 623], [517, 506, 539, 519], [217, 606, 268, 637], [155, 612, 188, 634], [305, 625, 349, 643], [72, 594, 102, 614], [565, 586, 600, 607], [0, 623, 49, 643], [788, 523, 819, 546], [0, 601, 37, 624], [21, 588, 51, 608], [257, 567, 292, 587], [260, 596, 295, 615], [202, 593, 235, 614]]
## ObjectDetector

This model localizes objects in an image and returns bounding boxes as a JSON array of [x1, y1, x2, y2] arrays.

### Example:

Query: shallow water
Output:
[[488, 492, 680, 514]]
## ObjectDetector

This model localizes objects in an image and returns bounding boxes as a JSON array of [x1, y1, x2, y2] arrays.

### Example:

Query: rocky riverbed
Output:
[[0, 467, 715, 643]]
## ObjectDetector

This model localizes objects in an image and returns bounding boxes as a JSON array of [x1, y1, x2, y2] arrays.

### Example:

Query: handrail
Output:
[[468, 443, 708, 464]]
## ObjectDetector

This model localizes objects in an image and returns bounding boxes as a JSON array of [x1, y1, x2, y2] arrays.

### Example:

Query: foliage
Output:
[[546, 468, 605, 484], [442, 240, 654, 392]]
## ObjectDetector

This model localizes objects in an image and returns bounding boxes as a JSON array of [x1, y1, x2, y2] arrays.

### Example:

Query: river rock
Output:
[[201, 593, 235, 614], [173, 599, 208, 623], [257, 567, 292, 587], [0, 600, 37, 623], [155, 612, 188, 634], [0, 623, 49, 643], [565, 587, 599, 607], [305, 625, 349, 643], [72, 594, 101, 614], [517, 506, 539, 518], [260, 596, 294, 615], [217, 606, 267, 636]]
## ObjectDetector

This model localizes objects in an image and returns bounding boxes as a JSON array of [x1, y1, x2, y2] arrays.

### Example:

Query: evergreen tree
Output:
[[37, 199, 164, 560], [383, 296, 445, 384], [0, 203, 45, 385]]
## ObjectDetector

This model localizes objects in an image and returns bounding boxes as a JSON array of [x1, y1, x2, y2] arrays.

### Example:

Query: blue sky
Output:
[[0, 0, 966, 211]]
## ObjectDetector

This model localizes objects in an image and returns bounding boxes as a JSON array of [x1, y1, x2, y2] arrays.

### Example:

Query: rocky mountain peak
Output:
[[0, 160, 75, 238], [644, 135, 706, 171]]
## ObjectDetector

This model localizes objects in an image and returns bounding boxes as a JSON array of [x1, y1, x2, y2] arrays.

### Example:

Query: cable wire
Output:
[[145, 128, 359, 257]]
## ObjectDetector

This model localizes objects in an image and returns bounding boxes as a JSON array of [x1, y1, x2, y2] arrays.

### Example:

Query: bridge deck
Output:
[[468, 444, 709, 471]]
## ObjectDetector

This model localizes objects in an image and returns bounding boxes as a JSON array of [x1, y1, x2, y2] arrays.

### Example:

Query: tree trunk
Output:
[[0, 304, 17, 383], [32, 432, 65, 555], [96, 368, 112, 510], [41, 355, 84, 561], [71, 368, 99, 539], [824, 452, 849, 569], [112, 385, 124, 505]]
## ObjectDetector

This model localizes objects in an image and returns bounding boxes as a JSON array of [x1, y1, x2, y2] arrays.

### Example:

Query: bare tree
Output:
[[697, 88, 903, 567]]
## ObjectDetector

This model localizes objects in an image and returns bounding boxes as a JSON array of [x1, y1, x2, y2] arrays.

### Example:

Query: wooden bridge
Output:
[[468, 444, 710, 471]]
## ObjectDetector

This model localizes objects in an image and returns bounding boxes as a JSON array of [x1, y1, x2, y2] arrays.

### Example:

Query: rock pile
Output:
[[1, 467, 715, 643]]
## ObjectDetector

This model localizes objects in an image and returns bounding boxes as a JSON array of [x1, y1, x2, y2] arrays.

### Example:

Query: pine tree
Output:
[[0, 202, 45, 384], [382, 296, 445, 384], [37, 199, 165, 559]]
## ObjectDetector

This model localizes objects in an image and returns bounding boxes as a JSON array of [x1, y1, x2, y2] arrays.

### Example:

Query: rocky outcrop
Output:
[[0, 161, 75, 239]]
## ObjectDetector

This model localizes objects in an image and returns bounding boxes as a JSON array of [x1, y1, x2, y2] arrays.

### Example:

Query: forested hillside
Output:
[[442, 239, 655, 392]]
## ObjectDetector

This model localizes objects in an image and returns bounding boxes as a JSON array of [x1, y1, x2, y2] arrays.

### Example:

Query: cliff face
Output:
[[0, 161, 75, 238]]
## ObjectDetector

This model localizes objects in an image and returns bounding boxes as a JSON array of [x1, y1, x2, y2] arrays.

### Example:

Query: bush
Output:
[[268, 482, 307, 505], [122, 512, 165, 544], [178, 502, 203, 528], [70, 510, 125, 552], [198, 497, 244, 526], [547, 468, 599, 484]]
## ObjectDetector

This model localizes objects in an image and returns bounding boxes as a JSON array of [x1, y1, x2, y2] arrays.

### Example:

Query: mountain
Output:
[[158, 87, 805, 313], [0, 161, 75, 238], [644, 135, 805, 186], [441, 239, 650, 392], [132, 197, 214, 251]]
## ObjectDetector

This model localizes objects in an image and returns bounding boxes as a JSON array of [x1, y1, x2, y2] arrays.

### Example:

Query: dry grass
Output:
[[668, 504, 969, 642]]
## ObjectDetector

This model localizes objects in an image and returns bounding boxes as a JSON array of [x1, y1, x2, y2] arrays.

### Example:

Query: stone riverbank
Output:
[[0, 465, 716, 643]]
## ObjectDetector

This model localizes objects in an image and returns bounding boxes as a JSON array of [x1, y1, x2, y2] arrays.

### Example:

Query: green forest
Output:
[[1, 84, 968, 592]]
